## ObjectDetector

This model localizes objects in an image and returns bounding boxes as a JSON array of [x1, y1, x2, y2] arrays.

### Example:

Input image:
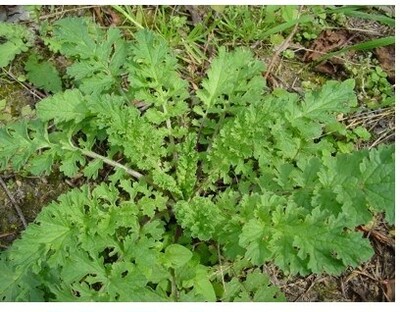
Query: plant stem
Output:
[[206, 102, 230, 153], [170, 268, 179, 301], [217, 243, 226, 293], [80, 149, 143, 179], [65, 141, 144, 179], [162, 102, 178, 164]]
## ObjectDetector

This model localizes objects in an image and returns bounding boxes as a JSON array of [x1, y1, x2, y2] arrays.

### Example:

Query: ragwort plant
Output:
[[0, 17, 394, 301]]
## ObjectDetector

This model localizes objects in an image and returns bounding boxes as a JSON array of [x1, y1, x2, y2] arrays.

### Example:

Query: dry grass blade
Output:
[[264, 5, 304, 80]]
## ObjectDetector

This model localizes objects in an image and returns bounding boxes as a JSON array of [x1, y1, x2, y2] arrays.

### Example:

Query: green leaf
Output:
[[196, 47, 265, 110], [28, 150, 56, 175], [317, 146, 394, 225], [0, 260, 43, 301], [36, 89, 91, 123], [59, 149, 86, 177], [53, 18, 127, 95], [343, 11, 394, 26], [239, 219, 271, 266], [152, 168, 182, 196], [82, 158, 103, 179], [281, 6, 298, 22], [52, 17, 98, 59], [223, 269, 285, 302], [263, 14, 313, 37], [359, 145, 395, 224], [300, 79, 357, 121], [176, 133, 198, 199], [0, 120, 50, 171], [175, 196, 223, 241], [24, 54, 62, 93], [88, 95, 167, 172], [128, 29, 189, 104], [193, 267, 216, 302], [244, 270, 285, 302], [127, 29, 189, 129], [107, 262, 166, 301], [164, 244, 193, 268], [295, 211, 373, 274], [0, 99, 6, 110], [61, 250, 108, 285], [0, 22, 34, 67], [0, 259, 21, 301], [210, 5, 226, 13]]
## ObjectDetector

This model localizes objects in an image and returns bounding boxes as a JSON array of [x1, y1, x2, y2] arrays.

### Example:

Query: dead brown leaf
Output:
[[303, 29, 354, 76], [374, 45, 395, 83]]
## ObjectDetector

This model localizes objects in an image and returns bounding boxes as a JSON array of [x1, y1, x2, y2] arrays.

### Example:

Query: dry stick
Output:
[[38, 5, 101, 20], [327, 26, 382, 36], [264, 6, 304, 80], [2, 68, 45, 100], [369, 130, 395, 149], [0, 177, 27, 229], [0, 232, 15, 238], [294, 276, 327, 302], [345, 111, 394, 129]]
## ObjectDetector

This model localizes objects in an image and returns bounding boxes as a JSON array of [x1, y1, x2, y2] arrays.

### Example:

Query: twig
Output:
[[351, 270, 378, 282], [0, 177, 27, 229], [369, 130, 395, 149], [344, 108, 394, 126], [2, 68, 45, 100], [0, 232, 15, 238], [294, 276, 327, 302], [326, 26, 382, 36], [38, 5, 101, 20], [264, 5, 304, 80]]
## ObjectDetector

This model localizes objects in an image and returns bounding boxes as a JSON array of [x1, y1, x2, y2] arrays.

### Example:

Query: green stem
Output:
[[81, 149, 144, 179], [206, 102, 230, 153], [170, 268, 179, 301], [65, 143, 143, 179], [196, 107, 210, 146], [162, 102, 178, 164], [118, 86, 132, 105]]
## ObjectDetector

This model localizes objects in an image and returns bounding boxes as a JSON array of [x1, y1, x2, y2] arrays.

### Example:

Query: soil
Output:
[[0, 81, 70, 248], [0, 173, 70, 247]]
